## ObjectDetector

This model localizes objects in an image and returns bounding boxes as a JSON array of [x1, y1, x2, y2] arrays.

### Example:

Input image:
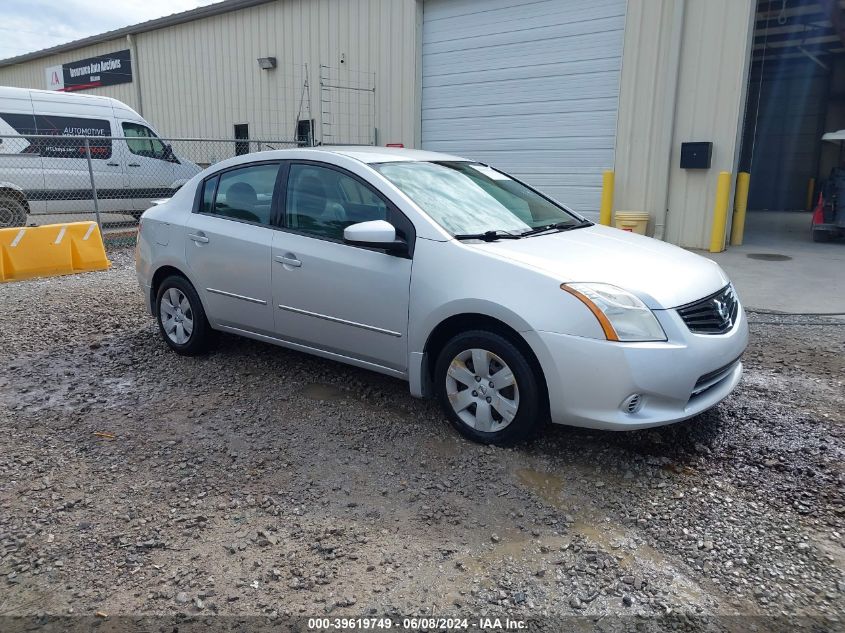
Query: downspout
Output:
[[126, 33, 143, 115], [654, 0, 685, 241], [413, 0, 424, 148]]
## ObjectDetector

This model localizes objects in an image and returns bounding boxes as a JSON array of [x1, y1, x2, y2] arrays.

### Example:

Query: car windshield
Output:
[[373, 160, 583, 236]]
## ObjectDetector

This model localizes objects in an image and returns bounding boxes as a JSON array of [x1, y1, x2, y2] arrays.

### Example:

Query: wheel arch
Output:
[[421, 313, 548, 407], [0, 182, 30, 213], [150, 264, 199, 311]]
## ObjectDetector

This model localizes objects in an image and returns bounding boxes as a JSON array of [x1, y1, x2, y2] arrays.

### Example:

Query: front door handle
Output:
[[188, 233, 209, 244], [128, 162, 141, 167], [274, 254, 302, 267], [106, 161, 119, 166]]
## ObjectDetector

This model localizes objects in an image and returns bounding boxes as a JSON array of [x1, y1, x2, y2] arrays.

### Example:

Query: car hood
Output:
[[473, 224, 729, 309]]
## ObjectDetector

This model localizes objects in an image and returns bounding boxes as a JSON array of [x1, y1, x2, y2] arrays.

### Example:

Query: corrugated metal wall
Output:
[[0, 0, 762, 249], [0, 0, 420, 146], [613, 0, 756, 250], [612, 0, 682, 241], [663, 0, 755, 249], [0, 38, 139, 109]]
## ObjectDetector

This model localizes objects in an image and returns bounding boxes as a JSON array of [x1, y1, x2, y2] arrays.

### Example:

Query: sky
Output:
[[0, 0, 223, 60]]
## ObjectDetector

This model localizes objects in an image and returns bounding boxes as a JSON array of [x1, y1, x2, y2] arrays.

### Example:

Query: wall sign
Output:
[[45, 49, 132, 92]]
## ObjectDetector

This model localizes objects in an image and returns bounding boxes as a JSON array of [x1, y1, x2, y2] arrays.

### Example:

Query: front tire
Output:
[[434, 330, 544, 445], [155, 275, 213, 355], [0, 194, 27, 228]]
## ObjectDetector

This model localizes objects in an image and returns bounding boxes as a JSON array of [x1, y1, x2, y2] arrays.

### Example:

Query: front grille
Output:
[[676, 285, 738, 334]]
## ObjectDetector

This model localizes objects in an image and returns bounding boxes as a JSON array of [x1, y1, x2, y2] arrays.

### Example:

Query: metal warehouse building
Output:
[[1, 0, 842, 250]]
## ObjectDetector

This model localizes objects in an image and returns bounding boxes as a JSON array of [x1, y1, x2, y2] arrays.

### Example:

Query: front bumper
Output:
[[525, 305, 748, 430]]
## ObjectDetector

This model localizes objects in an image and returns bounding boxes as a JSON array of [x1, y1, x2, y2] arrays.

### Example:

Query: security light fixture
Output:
[[257, 57, 277, 70]]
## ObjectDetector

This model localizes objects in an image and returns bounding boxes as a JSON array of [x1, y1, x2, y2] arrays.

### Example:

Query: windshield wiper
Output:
[[453, 230, 524, 242], [520, 219, 592, 237]]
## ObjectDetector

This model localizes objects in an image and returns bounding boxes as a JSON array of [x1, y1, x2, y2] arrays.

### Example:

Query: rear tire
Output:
[[0, 194, 27, 228], [155, 275, 213, 356], [434, 330, 544, 445]]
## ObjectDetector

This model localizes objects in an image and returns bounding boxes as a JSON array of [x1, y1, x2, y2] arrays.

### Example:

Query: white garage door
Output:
[[421, 0, 627, 218]]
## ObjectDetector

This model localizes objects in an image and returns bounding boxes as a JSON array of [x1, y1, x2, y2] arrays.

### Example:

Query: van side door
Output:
[[35, 114, 129, 216]]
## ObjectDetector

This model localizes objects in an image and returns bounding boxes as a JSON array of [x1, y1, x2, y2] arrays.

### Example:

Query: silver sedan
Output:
[[136, 147, 748, 444]]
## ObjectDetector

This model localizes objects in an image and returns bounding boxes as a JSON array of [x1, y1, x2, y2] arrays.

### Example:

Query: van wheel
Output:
[[0, 194, 27, 228], [434, 330, 544, 445], [155, 275, 213, 356]]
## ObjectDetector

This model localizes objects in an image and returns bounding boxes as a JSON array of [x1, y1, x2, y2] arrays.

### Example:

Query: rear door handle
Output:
[[274, 254, 301, 267], [106, 161, 119, 166], [128, 162, 141, 167], [188, 233, 209, 244]]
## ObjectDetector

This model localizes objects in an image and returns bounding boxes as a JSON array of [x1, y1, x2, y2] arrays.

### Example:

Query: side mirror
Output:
[[344, 220, 407, 253]]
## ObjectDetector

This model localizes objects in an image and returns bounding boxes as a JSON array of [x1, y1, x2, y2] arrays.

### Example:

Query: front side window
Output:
[[203, 163, 280, 225], [122, 122, 167, 159], [373, 161, 582, 236], [285, 164, 388, 240]]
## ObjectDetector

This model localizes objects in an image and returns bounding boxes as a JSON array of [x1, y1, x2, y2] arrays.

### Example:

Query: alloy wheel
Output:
[[445, 348, 519, 432], [160, 287, 194, 345]]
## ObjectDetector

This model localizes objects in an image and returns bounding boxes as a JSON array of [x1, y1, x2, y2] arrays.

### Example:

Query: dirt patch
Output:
[[0, 249, 842, 628]]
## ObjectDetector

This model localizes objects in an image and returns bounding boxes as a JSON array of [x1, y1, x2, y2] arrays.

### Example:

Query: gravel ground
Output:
[[1, 249, 843, 632]]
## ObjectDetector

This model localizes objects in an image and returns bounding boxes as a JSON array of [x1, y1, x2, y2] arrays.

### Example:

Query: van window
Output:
[[122, 122, 167, 160], [0, 113, 112, 159]]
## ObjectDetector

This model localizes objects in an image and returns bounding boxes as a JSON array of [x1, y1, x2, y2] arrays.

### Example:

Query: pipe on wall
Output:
[[653, 0, 686, 242], [126, 33, 143, 115]]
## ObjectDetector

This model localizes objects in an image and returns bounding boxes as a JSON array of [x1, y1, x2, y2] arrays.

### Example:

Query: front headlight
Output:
[[561, 283, 666, 342]]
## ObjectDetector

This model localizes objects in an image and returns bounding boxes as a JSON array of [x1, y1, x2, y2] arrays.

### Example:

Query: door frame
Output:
[[192, 157, 420, 253]]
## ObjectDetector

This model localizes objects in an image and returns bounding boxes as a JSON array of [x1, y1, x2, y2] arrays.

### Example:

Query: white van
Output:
[[0, 86, 201, 227]]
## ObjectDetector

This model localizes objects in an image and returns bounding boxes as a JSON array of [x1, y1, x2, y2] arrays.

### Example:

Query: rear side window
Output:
[[201, 176, 218, 214], [201, 163, 280, 225], [0, 112, 112, 159]]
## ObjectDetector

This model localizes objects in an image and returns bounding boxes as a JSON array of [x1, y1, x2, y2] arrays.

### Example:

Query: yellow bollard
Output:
[[599, 170, 614, 226], [709, 171, 731, 253], [805, 177, 816, 212], [729, 172, 750, 246]]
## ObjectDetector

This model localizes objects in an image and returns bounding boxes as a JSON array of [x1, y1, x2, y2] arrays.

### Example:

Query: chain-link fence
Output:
[[0, 134, 303, 248]]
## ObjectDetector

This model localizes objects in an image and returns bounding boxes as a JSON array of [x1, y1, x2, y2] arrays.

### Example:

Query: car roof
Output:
[[309, 145, 469, 164], [196, 146, 473, 175]]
